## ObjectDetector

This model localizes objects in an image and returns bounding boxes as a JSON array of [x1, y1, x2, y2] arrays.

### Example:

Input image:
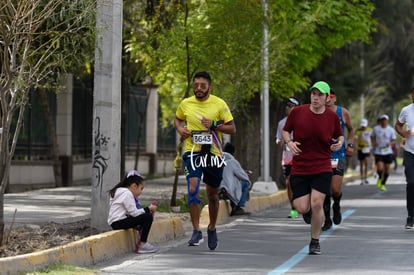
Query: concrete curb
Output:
[[0, 191, 288, 274]]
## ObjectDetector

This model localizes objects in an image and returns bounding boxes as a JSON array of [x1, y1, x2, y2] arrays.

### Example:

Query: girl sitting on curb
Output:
[[107, 170, 159, 254]]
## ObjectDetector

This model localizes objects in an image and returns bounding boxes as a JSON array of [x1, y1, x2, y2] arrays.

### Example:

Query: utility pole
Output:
[[360, 53, 365, 119], [261, 0, 270, 182], [253, 0, 277, 194], [91, 0, 123, 230]]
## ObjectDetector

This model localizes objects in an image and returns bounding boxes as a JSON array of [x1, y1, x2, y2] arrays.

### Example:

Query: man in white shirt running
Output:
[[372, 114, 396, 191], [276, 97, 301, 218], [395, 87, 414, 229]]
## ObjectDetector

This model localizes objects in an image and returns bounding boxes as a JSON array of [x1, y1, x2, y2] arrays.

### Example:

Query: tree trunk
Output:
[[170, 1, 191, 207], [120, 48, 130, 178], [121, 76, 127, 178], [0, 90, 30, 245], [233, 95, 285, 188], [38, 88, 62, 187], [133, 95, 147, 171], [232, 95, 261, 182], [170, 140, 183, 207], [170, 170, 179, 207], [0, 192, 4, 245]]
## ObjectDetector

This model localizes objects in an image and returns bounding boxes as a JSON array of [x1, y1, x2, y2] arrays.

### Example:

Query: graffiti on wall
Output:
[[93, 116, 110, 197]]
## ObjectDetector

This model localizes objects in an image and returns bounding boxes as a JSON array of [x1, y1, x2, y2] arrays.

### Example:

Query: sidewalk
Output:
[[4, 175, 188, 227], [3, 169, 376, 227], [4, 174, 280, 227]]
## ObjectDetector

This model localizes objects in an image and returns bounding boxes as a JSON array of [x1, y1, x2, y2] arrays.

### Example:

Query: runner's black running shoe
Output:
[[322, 218, 332, 231], [302, 210, 312, 224], [207, 226, 218, 250], [309, 239, 321, 255], [405, 217, 414, 230], [333, 203, 342, 225]]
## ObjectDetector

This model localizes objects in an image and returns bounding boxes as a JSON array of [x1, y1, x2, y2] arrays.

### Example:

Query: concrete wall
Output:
[[8, 161, 56, 192], [8, 155, 175, 193]]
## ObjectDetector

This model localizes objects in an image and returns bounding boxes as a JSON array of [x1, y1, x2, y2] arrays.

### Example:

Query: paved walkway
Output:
[[4, 175, 188, 227]]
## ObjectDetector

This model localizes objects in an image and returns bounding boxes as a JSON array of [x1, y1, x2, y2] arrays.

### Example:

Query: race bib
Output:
[[362, 147, 370, 154], [331, 158, 339, 168], [192, 131, 213, 145], [380, 147, 389, 154]]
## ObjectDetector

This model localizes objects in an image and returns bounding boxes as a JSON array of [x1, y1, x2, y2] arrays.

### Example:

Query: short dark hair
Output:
[[193, 71, 211, 84], [223, 142, 235, 154]]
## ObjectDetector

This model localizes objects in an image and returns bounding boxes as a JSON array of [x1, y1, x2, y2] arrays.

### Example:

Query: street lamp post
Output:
[[253, 0, 278, 194]]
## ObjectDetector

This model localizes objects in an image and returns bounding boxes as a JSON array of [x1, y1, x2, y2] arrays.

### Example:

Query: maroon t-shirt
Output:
[[283, 104, 343, 175]]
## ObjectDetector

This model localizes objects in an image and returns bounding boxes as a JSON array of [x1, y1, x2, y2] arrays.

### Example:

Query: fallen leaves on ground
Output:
[[0, 212, 190, 258], [0, 219, 100, 258]]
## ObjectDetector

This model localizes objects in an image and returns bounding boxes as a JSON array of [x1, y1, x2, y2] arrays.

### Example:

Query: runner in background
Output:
[[276, 97, 301, 218], [322, 88, 354, 231], [372, 114, 396, 191], [355, 119, 373, 185], [395, 87, 414, 229]]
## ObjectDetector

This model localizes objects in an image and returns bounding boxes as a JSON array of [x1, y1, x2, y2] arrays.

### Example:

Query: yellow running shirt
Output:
[[355, 127, 373, 152], [176, 95, 234, 156]]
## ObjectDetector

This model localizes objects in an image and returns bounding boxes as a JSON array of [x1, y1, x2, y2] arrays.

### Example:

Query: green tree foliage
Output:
[[126, 0, 375, 123], [124, 0, 375, 184], [371, 0, 414, 95], [123, 0, 185, 127], [364, 0, 414, 121], [311, 0, 414, 125]]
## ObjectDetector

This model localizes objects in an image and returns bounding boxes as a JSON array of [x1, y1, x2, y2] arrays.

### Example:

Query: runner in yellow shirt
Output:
[[175, 71, 236, 250], [355, 119, 373, 185]]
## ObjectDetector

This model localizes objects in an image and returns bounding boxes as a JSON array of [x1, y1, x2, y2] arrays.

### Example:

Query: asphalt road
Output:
[[96, 169, 413, 275]]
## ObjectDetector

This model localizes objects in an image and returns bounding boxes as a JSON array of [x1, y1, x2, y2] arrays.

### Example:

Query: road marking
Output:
[[268, 209, 355, 275]]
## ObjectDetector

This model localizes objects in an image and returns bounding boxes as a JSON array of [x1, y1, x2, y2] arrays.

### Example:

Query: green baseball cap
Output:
[[309, 81, 330, 95]]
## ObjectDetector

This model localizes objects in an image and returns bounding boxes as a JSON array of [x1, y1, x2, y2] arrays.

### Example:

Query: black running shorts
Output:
[[290, 172, 332, 200]]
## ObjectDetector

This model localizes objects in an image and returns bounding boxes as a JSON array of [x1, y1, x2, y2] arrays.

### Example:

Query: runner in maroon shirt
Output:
[[282, 81, 343, 255]]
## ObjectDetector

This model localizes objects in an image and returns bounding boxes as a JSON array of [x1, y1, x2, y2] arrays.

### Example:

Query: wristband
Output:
[[210, 120, 224, 130]]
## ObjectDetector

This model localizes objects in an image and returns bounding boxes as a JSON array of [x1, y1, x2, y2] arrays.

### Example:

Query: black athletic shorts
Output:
[[183, 151, 224, 188], [290, 172, 332, 200], [332, 158, 346, 176], [374, 154, 393, 165], [282, 165, 291, 177], [357, 150, 370, 161]]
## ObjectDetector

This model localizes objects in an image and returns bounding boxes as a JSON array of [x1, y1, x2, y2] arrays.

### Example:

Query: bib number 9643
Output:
[[192, 131, 213, 144]]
